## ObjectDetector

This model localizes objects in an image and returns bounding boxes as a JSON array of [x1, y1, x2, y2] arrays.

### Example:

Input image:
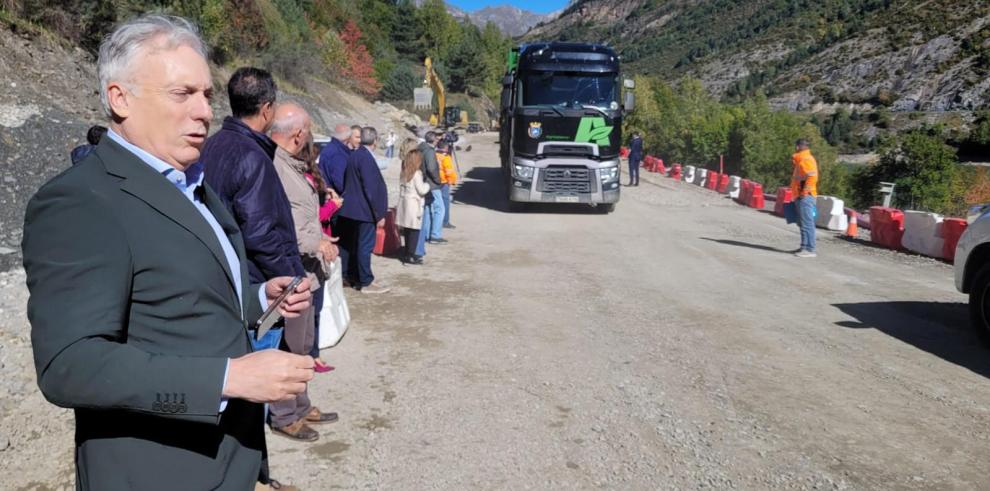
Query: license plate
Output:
[[555, 196, 580, 203]]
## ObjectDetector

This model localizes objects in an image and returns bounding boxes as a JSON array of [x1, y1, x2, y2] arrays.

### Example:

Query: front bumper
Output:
[[509, 157, 621, 204]]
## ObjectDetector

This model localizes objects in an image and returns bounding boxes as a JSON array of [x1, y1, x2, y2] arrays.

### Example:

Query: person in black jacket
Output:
[[337, 127, 390, 294], [200, 67, 305, 284], [70, 125, 108, 165], [628, 132, 643, 186]]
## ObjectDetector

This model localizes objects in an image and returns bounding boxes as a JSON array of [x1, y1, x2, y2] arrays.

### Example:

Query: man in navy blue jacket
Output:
[[337, 127, 389, 294], [201, 67, 305, 284], [628, 132, 643, 187], [317, 123, 353, 195]]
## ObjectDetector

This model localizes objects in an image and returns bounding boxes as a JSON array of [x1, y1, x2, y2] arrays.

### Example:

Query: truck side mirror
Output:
[[624, 91, 635, 112], [503, 75, 514, 87]]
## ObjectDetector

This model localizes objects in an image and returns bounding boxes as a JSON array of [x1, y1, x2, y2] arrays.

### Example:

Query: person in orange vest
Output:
[[437, 141, 459, 229], [791, 139, 819, 258]]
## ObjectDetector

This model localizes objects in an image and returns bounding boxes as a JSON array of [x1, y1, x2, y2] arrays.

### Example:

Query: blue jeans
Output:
[[385, 145, 395, 159], [628, 158, 640, 183], [441, 184, 452, 226], [416, 193, 434, 256], [798, 195, 816, 252]]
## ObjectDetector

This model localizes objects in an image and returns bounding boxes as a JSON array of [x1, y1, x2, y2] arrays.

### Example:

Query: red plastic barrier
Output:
[[869, 206, 905, 250], [773, 187, 793, 216], [670, 164, 682, 180], [942, 218, 968, 262], [373, 208, 401, 256], [717, 174, 730, 193], [748, 183, 765, 209], [706, 172, 720, 190], [656, 159, 667, 174], [620, 147, 629, 158], [737, 180, 752, 204], [641, 155, 651, 169]]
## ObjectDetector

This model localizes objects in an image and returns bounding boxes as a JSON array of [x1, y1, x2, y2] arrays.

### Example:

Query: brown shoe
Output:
[[305, 406, 339, 424], [255, 480, 299, 491], [271, 419, 319, 442], [360, 282, 390, 294]]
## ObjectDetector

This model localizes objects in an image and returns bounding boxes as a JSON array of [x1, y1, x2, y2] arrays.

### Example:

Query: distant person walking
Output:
[[337, 127, 390, 293], [70, 125, 107, 165], [395, 149, 430, 265], [385, 130, 397, 159], [791, 139, 819, 258], [628, 132, 643, 186]]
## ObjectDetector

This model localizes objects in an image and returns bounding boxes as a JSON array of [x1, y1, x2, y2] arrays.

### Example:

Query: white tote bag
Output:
[[318, 257, 351, 349]]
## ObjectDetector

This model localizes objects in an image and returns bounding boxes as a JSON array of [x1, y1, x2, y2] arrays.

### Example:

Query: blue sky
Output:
[[447, 0, 569, 15]]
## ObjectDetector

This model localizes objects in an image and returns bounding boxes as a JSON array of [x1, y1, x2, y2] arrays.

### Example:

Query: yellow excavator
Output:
[[424, 57, 446, 127]]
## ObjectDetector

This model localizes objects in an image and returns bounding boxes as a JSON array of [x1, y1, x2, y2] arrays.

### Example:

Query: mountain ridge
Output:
[[526, 0, 990, 113]]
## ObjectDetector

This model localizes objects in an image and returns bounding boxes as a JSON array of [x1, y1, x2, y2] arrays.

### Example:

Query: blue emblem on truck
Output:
[[528, 122, 542, 139]]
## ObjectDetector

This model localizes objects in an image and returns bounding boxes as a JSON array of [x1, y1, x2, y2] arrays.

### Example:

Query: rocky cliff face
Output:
[[526, 0, 990, 113], [0, 25, 423, 272]]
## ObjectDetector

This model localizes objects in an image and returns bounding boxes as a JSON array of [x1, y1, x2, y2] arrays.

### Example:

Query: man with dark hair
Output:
[[415, 131, 446, 259], [70, 125, 108, 165], [347, 124, 362, 150], [201, 66, 305, 284], [790, 138, 819, 258], [628, 131, 643, 186], [338, 127, 390, 294]]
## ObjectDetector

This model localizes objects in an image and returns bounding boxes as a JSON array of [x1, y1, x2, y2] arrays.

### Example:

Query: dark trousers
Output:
[[402, 227, 420, 258], [310, 282, 324, 357], [628, 158, 640, 184], [338, 217, 376, 288]]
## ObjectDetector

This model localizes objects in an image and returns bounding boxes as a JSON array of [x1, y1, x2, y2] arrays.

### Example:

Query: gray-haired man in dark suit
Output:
[[22, 14, 314, 490]]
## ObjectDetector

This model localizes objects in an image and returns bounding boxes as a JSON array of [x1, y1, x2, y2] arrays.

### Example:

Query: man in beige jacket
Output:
[[269, 102, 339, 442]]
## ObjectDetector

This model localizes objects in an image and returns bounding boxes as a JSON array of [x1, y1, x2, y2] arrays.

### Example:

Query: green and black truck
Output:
[[499, 42, 634, 212]]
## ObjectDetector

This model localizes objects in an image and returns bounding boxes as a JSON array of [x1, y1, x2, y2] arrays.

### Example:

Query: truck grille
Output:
[[541, 167, 591, 193]]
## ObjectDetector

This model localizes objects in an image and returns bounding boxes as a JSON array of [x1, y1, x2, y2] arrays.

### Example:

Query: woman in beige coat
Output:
[[396, 149, 431, 265]]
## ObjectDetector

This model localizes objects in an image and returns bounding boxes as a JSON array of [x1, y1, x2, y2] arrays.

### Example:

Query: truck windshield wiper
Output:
[[536, 104, 566, 118]]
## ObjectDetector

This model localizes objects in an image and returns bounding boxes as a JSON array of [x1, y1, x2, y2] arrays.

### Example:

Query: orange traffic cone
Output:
[[846, 210, 858, 237]]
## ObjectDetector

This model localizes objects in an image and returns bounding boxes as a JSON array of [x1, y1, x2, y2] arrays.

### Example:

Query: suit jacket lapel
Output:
[[202, 184, 252, 318], [97, 139, 240, 302]]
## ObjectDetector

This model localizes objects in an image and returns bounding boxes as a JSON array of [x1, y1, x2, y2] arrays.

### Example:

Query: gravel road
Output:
[[2, 133, 988, 490]]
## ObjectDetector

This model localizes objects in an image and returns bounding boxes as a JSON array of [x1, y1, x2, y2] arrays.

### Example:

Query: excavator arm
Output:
[[424, 57, 446, 128]]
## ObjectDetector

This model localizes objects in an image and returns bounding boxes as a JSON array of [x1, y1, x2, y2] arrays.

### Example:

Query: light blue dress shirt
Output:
[[106, 129, 268, 412]]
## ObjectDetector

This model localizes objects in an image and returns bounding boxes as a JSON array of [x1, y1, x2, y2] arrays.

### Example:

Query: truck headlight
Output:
[[513, 164, 535, 180], [600, 166, 619, 182]]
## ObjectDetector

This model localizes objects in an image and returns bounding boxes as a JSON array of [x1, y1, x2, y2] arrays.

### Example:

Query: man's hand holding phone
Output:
[[265, 276, 312, 319]]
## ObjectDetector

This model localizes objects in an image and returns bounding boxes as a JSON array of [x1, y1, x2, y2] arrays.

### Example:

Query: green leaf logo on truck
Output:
[[574, 117, 613, 147]]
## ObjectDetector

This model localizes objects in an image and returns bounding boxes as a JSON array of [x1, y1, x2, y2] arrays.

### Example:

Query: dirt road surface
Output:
[[2, 133, 988, 490]]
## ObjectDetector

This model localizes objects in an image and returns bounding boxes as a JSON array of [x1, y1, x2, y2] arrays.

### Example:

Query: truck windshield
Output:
[[521, 72, 617, 109]]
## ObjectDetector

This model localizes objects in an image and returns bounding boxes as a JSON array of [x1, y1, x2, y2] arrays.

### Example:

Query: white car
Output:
[[954, 203, 990, 342]]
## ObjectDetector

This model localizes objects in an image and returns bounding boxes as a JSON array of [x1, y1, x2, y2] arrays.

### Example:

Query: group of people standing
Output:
[[395, 131, 458, 265]]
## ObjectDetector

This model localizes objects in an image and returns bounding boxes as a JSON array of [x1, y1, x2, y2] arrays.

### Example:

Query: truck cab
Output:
[[499, 42, 633, 212]]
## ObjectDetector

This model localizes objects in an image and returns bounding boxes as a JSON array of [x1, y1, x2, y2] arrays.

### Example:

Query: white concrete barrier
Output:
[[683, 165, 696, 183], [318, 257, 351, 349], [727, 176, 741, 198], [902, 210, 945, 258], [815, 195, 848, 231], [695, 168, 707, 187]]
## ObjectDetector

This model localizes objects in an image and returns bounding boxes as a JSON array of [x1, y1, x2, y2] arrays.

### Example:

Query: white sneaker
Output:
[[794, 250, 817, 258]]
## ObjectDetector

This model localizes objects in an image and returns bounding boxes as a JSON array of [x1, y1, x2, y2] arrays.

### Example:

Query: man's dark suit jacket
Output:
[[22, 137, 266, 490], [338, 146, 388, 223]]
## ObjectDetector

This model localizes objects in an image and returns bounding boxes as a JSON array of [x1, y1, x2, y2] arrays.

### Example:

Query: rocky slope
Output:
[[526, 0, 990, 113], [0, 24, 423, 273]]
